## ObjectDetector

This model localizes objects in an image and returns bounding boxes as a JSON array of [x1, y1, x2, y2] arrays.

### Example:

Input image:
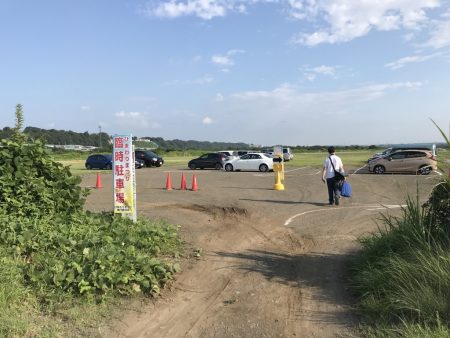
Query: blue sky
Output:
[[1, 0, 449, 146]]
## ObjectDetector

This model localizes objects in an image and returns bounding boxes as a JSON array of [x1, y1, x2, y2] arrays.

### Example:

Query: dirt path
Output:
[[83, 166, 439, 337]]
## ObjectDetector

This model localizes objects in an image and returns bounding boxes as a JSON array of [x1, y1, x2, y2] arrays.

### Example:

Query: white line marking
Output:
[[351, 165, 368, 175], [285, 167, 310, 173], [284, 204, 405, 226]]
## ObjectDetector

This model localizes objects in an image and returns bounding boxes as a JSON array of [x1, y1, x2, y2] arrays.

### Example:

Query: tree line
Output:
[[0, 126, 110, 147]]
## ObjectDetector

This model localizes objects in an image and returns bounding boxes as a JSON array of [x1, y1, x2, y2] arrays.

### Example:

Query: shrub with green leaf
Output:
[[0, 138, 87, 217], [0, 105, 182, 307]]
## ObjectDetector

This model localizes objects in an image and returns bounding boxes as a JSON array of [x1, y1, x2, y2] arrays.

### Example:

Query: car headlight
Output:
[[152, 157, 157, 161]]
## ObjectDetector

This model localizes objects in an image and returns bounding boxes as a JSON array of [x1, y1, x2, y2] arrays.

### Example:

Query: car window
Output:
[[199, 154, 209, 159], [251, 154, 261, 159], [240, 154, 251, 160], [406, 151, 426, 158], [391, 152, 407, 159]]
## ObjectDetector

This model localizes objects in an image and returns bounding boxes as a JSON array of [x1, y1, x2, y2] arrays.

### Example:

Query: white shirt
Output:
[[323, 154, 343, 179]]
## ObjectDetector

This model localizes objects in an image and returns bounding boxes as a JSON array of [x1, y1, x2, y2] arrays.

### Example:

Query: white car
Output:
[[223, 153, 273, 172]]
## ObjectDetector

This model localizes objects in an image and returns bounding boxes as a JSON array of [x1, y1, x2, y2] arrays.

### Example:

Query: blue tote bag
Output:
[[341, 181, 352, 197]]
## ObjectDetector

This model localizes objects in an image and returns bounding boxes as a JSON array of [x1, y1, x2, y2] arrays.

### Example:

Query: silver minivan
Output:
[[369, 149, 437, 175]]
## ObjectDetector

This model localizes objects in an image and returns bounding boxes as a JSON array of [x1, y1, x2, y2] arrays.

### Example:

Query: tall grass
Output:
[[351, 193, 450, 336]]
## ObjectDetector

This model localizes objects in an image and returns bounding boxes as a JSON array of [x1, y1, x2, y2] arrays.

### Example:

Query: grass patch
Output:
[[350, 184, 450, 336]]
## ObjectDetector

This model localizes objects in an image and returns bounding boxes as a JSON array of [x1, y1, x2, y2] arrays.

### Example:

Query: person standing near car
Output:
[[322, 146, 345, 206]]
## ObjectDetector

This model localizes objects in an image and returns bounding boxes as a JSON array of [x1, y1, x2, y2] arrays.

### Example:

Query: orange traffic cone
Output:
[[180, 173, 186, 190], [165, 173, 172, 191], [191, 174, 198, 191], [95, 173, 103, 189]]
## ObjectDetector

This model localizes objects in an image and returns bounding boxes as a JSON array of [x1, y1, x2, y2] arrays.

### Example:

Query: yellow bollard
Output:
[[273, 163, 285, 190]]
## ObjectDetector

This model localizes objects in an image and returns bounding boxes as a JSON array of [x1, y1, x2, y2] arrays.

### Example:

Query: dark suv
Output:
[[188, 153, 227, 170], [135, 150, 164, 167]]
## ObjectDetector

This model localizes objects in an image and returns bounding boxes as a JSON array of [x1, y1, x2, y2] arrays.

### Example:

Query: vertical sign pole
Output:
[[112, 134, 136, 222]]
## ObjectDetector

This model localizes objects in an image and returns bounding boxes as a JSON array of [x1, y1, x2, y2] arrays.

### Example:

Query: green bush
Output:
[[0, 211, 181, 299], [0, 106, 182, 303], [0, 139, 87, 217]]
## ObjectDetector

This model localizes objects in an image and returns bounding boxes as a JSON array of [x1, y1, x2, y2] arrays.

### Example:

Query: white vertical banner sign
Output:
[[112, 134, 137, 222]]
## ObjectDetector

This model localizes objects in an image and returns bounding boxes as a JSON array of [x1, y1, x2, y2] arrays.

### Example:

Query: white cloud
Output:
[[231, 82, 422, 109], [424, 18, 450, 48], [115, 111, 161, 129], [144, 0, 443, 48], [148, 0, 227, 20], [215, 93, 224, 101], [290, 0, 439, 46], [211, 49, 244, 69], [385, 51, 447, 69], [202, 116, 213, 124], [302, 64, 337, 81], [81, 105, 91, 111], [212, 55, 233, 66], [312, 65, 336, 76]]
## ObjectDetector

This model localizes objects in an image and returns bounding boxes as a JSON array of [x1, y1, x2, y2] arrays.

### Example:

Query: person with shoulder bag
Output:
[[321, 146, 345, 206]]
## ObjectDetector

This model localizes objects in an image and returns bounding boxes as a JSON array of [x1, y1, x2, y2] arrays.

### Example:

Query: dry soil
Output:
[[82, 164, 440, 338]]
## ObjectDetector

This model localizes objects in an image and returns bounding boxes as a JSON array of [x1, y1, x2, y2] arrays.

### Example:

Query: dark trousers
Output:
[[326, 177, 340, 204]]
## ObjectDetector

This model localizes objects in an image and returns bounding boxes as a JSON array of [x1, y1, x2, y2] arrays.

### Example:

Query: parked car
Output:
[[135, 150, 164, 167], [218, 150, 239, 159], [85, 154, 113, 170], [261, 147, 293, 161], [135, 158, 145, 169], [236, 150, 252, 156], [223, 153, 273, 172], [368, 146, 432, 162], [368, 149, 437, 175], [188, 153, 227, 170], [283, 147, 294, 161]]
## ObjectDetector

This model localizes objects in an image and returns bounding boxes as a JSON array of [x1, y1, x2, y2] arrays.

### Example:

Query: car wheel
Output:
[[418, 165, 431, 175], [225, 163, 233, 172], [373, 165, 385, 174], [106, 164, 112, 170], [85, 164, 92, 170], [189, 163, 196, 170], [215, 163, 223, 170], [259, 164, 269, 172], [156, 164, 161, 167]]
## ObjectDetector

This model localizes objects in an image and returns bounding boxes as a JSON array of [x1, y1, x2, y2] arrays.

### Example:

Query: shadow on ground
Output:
[[214, 249, 358, 326]]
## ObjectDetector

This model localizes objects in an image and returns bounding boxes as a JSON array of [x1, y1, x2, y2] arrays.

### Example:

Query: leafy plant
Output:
[[0, 105, 182, 303], [0, 138, 88, 217]]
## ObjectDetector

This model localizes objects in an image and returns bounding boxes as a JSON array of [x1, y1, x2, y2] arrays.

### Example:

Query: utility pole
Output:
[[99, 125, 102, 149]]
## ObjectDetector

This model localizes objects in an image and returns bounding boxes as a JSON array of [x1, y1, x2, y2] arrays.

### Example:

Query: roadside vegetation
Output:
[[0, 105, 182, 337], [350, 121, 450, 337]]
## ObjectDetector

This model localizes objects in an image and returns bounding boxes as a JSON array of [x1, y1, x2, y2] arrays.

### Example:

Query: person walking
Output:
[[322, 146, 345, 206]]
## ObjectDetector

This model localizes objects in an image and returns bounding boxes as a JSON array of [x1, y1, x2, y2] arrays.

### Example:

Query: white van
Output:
[[283, 147, 294, 161], [261, 147, 294, 161]]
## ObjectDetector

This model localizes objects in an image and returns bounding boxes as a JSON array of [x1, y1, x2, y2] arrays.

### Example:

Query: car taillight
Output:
[[431, 155, 436, 161]]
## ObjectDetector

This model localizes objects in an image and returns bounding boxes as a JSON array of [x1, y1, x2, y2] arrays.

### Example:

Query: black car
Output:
[[135, 150, 164, 167], [188, 153, 227, 170], [135, 158, 145, 169], [85, 154, 113, 170]]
